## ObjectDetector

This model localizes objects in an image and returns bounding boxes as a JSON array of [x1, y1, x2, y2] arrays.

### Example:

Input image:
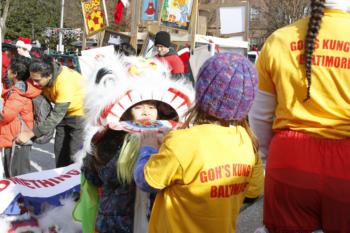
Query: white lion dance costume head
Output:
[[77, 54, 195, 163]]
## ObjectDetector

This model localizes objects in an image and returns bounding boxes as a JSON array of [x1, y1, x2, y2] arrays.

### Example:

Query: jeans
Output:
[[3, 144, 32, 177], [54, 116, 84, 168]]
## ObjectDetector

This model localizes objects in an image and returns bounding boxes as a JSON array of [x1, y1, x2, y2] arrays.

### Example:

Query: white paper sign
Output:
[[189, 44, 216, 82], [79, 45, 115, 79], [219, 6, 246, 34]]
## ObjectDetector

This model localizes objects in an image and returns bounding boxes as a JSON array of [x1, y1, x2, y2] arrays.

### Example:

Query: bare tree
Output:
[[249, 0, 310, 47], [258, 0, 309, 37], [0, 0, 11, 41]]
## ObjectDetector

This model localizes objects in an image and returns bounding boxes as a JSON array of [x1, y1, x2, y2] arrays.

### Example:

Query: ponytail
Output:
[[304, 0, 325, 101]]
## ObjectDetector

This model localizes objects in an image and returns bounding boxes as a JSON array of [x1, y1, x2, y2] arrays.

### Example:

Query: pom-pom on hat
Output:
[[195, 52, 258, 121], [154, 31, 171, 48]]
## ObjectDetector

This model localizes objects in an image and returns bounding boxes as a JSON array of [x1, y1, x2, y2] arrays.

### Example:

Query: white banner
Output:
[[0, 163, 80, 215], [189, 44, 215, 82], [78, 45, 115, 80]]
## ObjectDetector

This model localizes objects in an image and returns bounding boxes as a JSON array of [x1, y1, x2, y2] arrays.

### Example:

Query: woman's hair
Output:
[[29, 56, 54, 78], [90, 129, 127, 170], [9, 56, 31, 81], [89, 129, 140, 184], [304, 0, 325, 101], [182, 104, 259, 154]]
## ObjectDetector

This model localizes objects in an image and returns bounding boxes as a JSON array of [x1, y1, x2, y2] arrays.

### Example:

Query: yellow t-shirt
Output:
[[144, 124, 264, 233], [43, 66, 85, 116], [257, 9, 350, 139]]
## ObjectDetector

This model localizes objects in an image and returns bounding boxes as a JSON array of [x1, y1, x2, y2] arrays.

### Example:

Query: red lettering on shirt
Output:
[[298, 53, 350, 70], [210, 182, 249, 198], [200, 171, 208, 183], [224, 164, 230, 177], [199, 164, 252, 183], [210, 186, 217, 197]]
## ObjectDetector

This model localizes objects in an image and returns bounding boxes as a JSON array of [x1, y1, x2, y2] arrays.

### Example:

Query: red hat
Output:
[[15, 37, 32, 51], [18, 37, 31, 45]]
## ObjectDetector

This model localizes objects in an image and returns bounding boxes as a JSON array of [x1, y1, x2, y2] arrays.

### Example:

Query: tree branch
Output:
[[1, 0, 11, 39]]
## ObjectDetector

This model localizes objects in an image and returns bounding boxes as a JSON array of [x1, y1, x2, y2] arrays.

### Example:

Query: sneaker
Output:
[[254, 226, 269, 233]]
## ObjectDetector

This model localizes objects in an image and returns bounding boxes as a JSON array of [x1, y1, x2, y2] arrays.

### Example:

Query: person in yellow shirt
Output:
[[16, 57, 85, 168], [134, 52, 264, 233], [249, 0, 350, 232]]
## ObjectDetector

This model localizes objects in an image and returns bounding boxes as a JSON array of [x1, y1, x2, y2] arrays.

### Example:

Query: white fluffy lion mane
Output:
[[74, 54, 194, 164]]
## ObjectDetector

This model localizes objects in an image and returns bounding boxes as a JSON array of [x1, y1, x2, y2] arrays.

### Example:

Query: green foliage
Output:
[[5, 0, 60, 45], [2, 0, 138, 51], [43, 28, 81, 52]]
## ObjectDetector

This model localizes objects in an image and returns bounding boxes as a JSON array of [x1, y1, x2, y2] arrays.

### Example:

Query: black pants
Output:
[[3, 145, 32, 177], [54, 116, 84, 168]]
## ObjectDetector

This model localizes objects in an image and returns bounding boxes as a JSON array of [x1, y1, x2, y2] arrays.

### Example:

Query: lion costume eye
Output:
[[95, 68, 112, 84]]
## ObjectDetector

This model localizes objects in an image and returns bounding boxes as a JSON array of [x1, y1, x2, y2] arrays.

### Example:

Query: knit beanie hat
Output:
[[195, 52, 258, 121], [154, 31, 171, 48]]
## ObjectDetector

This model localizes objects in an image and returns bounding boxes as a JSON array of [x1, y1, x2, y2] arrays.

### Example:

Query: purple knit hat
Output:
[[195, 52, 258, 121]]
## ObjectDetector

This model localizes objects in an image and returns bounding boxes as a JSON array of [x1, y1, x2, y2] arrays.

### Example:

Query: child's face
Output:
[[131, 101, 158, 122], [7, 68, 17, 81], [155, 44, 169, 56], [30, 72, 51, 88]]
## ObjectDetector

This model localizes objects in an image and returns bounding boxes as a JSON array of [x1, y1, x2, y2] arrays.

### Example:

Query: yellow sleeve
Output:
[[144, 135, 183, 189], [54, 72, 74, 103], [256, 38, 276, 94], [245, 154, 264, 198]]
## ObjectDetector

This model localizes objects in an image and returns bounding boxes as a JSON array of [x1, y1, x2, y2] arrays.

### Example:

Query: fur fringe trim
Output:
[[38, 197, 81, 233]]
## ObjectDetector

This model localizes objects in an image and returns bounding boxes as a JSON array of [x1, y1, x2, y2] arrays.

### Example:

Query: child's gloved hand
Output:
[[140, 128, 171, 149]]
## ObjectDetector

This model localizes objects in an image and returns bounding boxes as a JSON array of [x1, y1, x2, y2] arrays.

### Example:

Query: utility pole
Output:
[[58, 0, 65, 53], [130, 0, 139, 49], [247, 0, 250, 43]]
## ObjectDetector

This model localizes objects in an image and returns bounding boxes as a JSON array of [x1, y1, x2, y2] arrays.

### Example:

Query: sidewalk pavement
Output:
[[237, 196, 264, 233]]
